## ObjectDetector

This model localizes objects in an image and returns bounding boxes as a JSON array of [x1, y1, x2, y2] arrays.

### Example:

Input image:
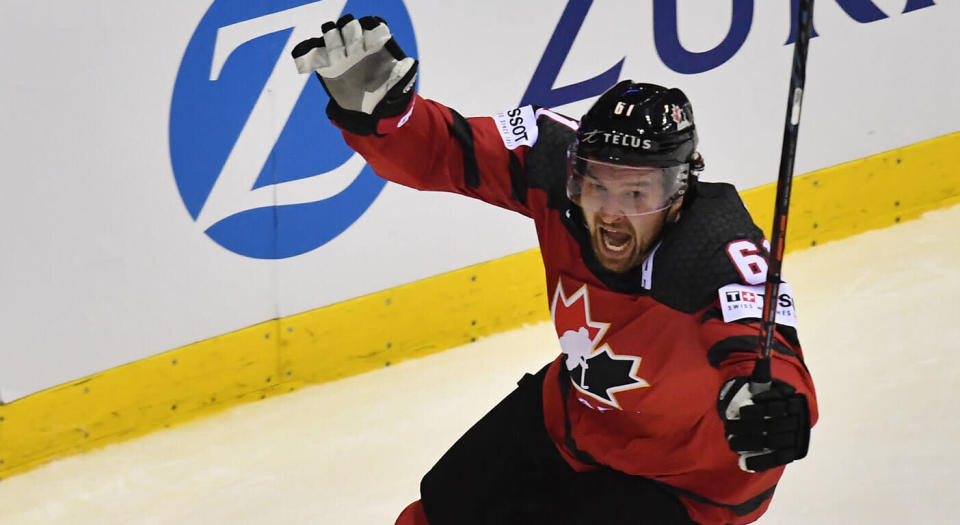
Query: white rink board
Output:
[[0, 205, 958, 524], [1, 1, 958, 400]]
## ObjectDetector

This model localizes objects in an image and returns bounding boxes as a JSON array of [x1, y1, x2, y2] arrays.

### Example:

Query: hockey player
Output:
[[293, 15, 817, 525]]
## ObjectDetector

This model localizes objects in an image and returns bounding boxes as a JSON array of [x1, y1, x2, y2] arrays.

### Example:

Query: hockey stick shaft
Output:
[[751, 0, 815, 388]]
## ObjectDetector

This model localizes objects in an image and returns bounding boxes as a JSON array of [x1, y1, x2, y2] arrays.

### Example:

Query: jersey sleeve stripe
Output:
[[659, 482, 778, 518], [507, 150, 527, 205], [706, 334, 798, 369], [447, 107, 480, 188], [702, 307, 803, 350]]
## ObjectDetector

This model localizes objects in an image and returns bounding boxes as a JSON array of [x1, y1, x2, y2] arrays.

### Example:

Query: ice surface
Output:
[[1, 205, 958, 524]]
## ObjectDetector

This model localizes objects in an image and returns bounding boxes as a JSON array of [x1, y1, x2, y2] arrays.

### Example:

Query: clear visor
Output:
[[566, 153, 688, 217]]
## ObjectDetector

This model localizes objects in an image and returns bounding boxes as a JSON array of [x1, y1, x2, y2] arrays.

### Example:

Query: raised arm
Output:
[[292, 14, 540, 218]]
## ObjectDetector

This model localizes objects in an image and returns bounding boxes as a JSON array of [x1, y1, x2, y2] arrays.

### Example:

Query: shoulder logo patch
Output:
[[718, 282, 798, 328], [493, 106, 538, 150]]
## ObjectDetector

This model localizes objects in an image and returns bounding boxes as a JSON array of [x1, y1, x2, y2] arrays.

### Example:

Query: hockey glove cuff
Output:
[[717, 377, 811, 473], [292, 14, 418, 136]]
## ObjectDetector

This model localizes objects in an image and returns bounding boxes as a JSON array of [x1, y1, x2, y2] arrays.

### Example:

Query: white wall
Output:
[[1, 0, 957, 402]]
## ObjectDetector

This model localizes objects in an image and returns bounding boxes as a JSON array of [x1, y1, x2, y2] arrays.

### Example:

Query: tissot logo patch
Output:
[[493, 106, 538, 150], [718, 282, 798, 328], [551, 280, 649, 409]]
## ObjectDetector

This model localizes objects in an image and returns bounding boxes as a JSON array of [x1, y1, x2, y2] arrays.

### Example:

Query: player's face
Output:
[[580, 165, 673, 273]]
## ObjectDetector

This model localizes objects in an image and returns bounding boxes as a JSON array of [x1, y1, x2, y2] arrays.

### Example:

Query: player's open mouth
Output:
[[598, 226, 633, 258]]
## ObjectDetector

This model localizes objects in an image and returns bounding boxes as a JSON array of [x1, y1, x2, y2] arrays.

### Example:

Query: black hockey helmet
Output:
[[575, 80, 700, 167], [567, 80, 704, 215]]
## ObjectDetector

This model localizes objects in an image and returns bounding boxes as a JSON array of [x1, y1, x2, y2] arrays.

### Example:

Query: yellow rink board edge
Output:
[[1, 131, 957, 480]]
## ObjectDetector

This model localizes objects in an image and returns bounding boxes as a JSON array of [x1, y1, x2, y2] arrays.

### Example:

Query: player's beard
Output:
[[590, 220, 644, 273]]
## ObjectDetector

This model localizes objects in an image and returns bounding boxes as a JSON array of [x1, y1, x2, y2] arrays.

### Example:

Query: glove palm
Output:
[[292, 15, 417, 135]]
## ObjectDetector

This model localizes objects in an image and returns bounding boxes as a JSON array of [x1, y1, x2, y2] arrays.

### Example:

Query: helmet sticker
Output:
[[670, 104, 693, 131], [580, 129, 655, 150]]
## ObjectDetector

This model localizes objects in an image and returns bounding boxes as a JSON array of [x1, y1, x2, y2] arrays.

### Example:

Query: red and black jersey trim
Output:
[[706, 335, 806, 371], [701, 307, 802, 348], [661, 482, 779, 518]]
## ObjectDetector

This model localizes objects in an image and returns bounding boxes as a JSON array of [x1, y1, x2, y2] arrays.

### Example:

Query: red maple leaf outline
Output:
[[550, 280, 610, 350], [550, 279, 650, 410]]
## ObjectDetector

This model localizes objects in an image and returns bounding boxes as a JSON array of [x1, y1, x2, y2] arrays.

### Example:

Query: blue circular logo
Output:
[[170, 0, 417, 259]]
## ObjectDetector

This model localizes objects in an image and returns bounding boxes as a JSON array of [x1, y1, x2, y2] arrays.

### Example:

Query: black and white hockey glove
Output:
[[718, 377, 811, 473], [291, 14, 418, 136]]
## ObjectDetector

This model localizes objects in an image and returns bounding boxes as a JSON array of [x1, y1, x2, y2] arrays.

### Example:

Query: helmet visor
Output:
[[566, 152, 688, 217]]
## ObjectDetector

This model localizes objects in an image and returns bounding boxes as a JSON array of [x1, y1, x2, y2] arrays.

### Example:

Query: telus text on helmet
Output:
[[580, 130, 655, 150], [520, 0, 939, 110]]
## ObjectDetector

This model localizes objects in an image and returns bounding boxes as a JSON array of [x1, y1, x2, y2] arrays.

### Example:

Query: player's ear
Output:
[[666, 197, 684, 223]]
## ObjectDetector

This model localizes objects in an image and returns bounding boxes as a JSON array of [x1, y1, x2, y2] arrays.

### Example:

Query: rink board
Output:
[[1, 130, 957, 479]]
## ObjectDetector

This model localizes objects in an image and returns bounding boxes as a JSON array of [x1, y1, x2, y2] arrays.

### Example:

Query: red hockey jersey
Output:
[[341, 95, 818, 525]]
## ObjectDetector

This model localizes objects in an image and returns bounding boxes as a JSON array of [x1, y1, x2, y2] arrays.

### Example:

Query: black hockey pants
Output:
[[420, 364, 698, 525]]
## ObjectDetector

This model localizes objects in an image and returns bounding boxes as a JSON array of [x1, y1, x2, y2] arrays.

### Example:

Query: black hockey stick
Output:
[[751, 0, 815, 390]]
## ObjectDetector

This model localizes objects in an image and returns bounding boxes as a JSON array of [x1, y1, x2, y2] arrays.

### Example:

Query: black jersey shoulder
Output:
[[651, 182, 767, 313], [518, 108, 577, 210]]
